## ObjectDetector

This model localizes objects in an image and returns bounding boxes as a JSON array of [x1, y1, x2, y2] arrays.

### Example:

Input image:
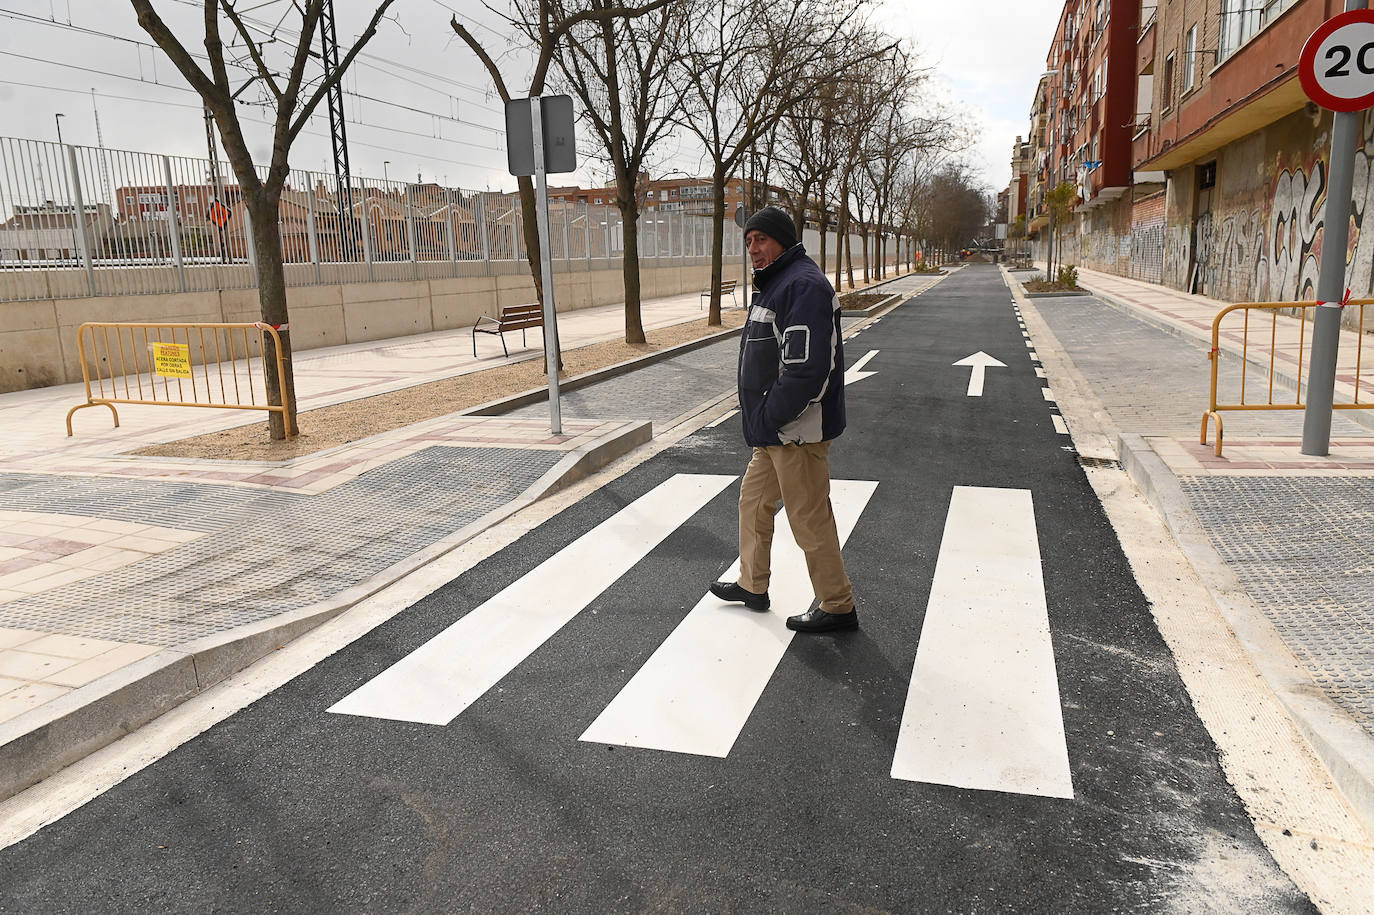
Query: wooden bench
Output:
[[472, 304, 543, 357], [700, 278, 740, 309]]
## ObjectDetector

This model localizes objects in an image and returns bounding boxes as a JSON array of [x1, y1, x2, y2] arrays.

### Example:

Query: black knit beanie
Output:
[[744, 205, 798, 249]]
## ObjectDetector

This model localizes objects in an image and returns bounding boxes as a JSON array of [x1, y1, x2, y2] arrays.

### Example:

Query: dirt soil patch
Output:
[[1022, 278, 1083, 294], [134, 310, 747, 463], [838, 292, 895, 311]]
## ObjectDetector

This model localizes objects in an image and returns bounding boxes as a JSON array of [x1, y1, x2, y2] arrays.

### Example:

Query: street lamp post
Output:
[[54, 113, 65, 146], [383, 160, 390, 185]]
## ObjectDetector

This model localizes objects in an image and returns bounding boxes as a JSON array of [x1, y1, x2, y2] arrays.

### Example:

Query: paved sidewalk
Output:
[[1012, 265, 1374, 834], [0, 269, 936, 800]]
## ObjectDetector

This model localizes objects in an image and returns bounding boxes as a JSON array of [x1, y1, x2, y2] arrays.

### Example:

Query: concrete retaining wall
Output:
[[0, 259, 729, 392]]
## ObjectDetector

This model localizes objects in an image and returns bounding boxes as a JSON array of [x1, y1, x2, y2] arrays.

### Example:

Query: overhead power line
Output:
[[0, 8, 504, 128]]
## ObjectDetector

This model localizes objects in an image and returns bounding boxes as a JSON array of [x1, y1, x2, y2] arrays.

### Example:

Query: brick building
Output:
[[1021, 0, 1374, 323]]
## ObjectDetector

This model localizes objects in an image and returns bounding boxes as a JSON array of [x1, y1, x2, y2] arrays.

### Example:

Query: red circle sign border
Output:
[[1300, 8, 1374, 112]]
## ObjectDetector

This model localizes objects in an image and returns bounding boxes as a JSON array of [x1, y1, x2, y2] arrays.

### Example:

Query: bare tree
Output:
[[545, 0, 690, 344], [131, 0, 398, 439], [673, 0, 893, 325], [924, 164, 990, 258], [450, 0, 672, 316]]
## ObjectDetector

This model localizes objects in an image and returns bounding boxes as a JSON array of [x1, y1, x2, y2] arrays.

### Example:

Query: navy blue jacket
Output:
[[737, 244, 846, 447]]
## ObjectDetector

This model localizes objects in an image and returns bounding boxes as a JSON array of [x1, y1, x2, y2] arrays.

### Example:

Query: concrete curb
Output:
[[1117, 431, 1374, 837], [0, 418, 651, 802]]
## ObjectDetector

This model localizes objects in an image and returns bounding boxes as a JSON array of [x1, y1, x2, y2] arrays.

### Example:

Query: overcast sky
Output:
[[0, 0, 1063, 197]]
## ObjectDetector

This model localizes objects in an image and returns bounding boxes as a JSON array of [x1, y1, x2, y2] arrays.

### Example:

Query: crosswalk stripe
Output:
[[579, 479, 879, 758], [328, 473, 738, 726], [892, 486, 1073, 798]]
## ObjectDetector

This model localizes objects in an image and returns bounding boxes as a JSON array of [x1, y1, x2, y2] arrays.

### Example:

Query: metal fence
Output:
[[0, 136, 726, 303]]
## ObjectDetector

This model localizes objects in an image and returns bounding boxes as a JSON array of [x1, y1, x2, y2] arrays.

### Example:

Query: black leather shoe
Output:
[[786, 606, 858, 633], [709, 580, 769, 611]]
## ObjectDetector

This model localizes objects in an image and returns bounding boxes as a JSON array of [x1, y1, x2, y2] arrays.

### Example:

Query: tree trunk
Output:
[[621, 203, 646, 344], [245, 189, 298, 440], [517, 175, 544, 306], [707, 166, 728, 326], [833, 195, 846, 291], [1047, 210, 1056, 279], [817, 209, 829, 275], [845, 214, 854, 290]]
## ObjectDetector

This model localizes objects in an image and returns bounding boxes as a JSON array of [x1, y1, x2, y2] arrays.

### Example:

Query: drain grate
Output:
[[1077, 455, 1123, 469]]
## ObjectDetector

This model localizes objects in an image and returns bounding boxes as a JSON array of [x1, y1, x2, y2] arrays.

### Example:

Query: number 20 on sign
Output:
[[1300, 9, 1374, 112]]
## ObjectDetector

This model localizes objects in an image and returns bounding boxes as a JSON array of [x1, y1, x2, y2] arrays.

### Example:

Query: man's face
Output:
[[746, 230, 785, 270]]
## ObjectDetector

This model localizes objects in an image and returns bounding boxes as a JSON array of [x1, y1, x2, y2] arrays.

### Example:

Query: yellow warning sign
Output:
[[151, 342, 192, 379]]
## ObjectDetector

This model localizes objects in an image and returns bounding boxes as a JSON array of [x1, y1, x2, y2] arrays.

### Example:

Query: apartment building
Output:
[[1133, 0, 1349, 302], [1021, 0, 1140, 267], [1026, 0, 1374, 312]]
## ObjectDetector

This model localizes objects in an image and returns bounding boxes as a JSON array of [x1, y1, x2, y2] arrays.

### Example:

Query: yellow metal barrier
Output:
[[1202, 300, 1371, 455], [66, 322, 294, 438]]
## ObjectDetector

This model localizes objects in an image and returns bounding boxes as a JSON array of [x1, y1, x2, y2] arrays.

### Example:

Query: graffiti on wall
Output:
[[1206, 208, 1266, 301], [1266, 158, 1325, 302]]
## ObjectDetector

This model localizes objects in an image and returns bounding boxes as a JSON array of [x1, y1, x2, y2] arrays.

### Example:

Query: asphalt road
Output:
[[0, 265, 1312, 913]]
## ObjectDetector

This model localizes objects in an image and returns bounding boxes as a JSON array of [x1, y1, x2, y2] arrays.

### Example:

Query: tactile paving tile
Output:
[[0, 446, 562, 645], [1181, 475, 1374, 736], [509, 337, 738, 424], [864, 275, 942, 294], [1033, 296, 1370, 439]]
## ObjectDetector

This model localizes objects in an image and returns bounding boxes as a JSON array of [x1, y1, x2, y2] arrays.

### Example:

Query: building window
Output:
[[1162, 52, 1175, 111], [1184, 26, 1197, 90], [1221, 0, 1292, 60], [1199, 162, 1217, 189], [594, 198, 602, 205]]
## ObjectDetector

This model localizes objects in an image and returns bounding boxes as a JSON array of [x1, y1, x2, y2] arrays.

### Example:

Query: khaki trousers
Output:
[[737, 441, 854, 613]]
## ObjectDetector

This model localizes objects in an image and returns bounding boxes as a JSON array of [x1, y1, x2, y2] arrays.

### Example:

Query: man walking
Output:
[[709, 206, 857, 633]]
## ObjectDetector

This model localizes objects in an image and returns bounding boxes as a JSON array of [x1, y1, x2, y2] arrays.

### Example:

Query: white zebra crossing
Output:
[[328, 473, 736, 725], [579, 479, 878, 757], [891, 486, 1074, 798], [330, 474, 1072, 799]]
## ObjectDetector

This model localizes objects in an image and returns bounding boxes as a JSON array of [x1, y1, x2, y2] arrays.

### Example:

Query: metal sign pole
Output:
[[1303, 0, 1369, 455], [530, 97, 562, 435]]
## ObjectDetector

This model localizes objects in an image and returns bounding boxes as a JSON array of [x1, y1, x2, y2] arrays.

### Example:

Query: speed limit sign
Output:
[[1300, 9, 1374, 111]]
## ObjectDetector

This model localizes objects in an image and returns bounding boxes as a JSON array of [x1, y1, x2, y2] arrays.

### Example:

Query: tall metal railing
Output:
[[0, 136, 734, 303]]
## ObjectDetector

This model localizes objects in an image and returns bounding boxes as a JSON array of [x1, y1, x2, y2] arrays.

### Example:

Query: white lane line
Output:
[[580, 480, 879, 758], [329, 473, 737, 725], [1052, 415, 1069, 434], [1029, 351, 1039, 360], [707, 409, 739, 428], [1042, 388, 1057, 402], [1025, 340, 1034, 348], [1035, 367, 1046, 379], [892, 486, 1073, 798]]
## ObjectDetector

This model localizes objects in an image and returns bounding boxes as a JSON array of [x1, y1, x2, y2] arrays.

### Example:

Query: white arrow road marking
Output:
[[580, 480, 879, 758], [892, 486, 1073, 798], [952, 352, 1007, 397], [328, 473, 737, 725], [845, 350, 880, 386]]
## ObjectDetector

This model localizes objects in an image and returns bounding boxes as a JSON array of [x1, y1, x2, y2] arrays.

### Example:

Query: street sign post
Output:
[[505, 95, 576, 435], [1297, 2, 1370, 456], [734, 205, 751, 309]]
